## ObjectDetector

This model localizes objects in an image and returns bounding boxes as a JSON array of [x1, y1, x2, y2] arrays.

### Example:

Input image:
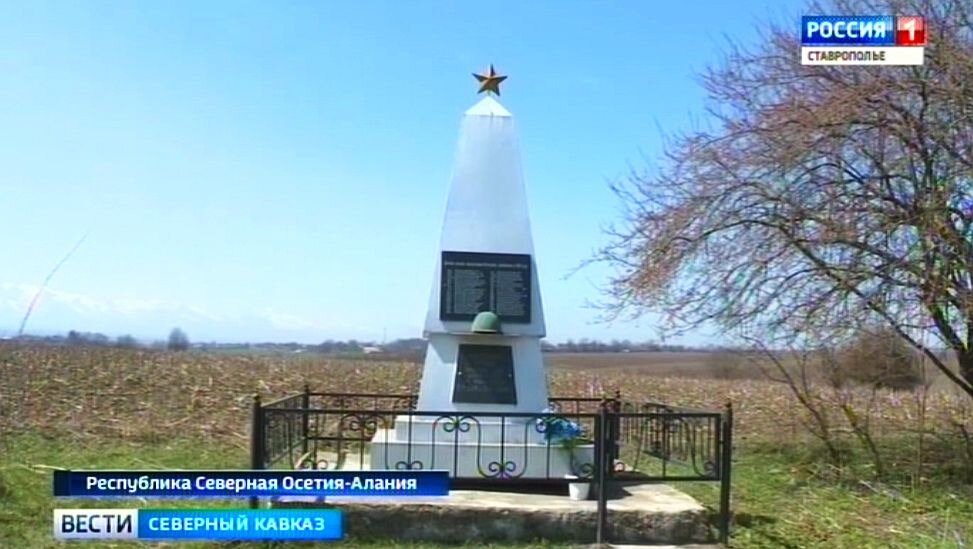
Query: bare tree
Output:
[[598, 0, 973, 397], [835, 325, 922, 390], [751, 339, 846, 467], [167, 328, 189, 352]]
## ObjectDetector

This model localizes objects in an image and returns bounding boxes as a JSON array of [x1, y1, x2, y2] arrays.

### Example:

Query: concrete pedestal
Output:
[[370, 414, 593, 478], [370, 428, 592, 478]]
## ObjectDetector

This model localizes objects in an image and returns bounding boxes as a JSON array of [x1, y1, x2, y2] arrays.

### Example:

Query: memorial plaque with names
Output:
[[451, 344, 517, 405], [440, 251, 531, 323]]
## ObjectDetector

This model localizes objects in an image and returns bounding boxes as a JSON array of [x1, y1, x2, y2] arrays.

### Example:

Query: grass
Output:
[[2, 343, 972, 547], [681, 442, 973, 548], [0, 434, 244, 548]]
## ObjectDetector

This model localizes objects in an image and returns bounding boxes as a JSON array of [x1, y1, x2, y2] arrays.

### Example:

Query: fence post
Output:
[[719, 401, 733, 545], [302, 383, 311, 456], [595, 401, 609, 544], [250, 393, 264, 509], [610, 391, 621, 462]]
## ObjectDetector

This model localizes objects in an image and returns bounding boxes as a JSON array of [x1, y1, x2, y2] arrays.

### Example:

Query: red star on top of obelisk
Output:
[[472, 64, 507, 96]]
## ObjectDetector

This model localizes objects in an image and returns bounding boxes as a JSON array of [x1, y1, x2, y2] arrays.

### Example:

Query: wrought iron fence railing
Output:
[[249, 388, 733, 544]]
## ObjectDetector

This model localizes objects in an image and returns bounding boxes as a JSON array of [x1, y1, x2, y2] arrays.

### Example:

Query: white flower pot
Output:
[[564, 475, 590, 500]]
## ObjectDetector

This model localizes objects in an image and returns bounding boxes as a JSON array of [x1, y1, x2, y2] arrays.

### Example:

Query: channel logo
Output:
[[53, 509, 343, 541], [802, 16, 895, 45], [895, 16, 925, 46], [54, 509, 137, 540], [800, 15, 926, 65]]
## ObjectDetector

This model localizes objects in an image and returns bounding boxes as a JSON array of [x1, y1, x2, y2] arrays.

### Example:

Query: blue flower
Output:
[[961, 196, 973, 215], [541, 417, 583, 445]]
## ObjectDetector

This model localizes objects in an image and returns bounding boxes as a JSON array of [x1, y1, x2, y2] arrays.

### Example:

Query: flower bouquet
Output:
[[540, 416, 586, 451], [539, 416, 593, 499]]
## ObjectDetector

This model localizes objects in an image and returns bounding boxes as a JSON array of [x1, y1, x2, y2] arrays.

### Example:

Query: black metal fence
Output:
[[250, 388, 733, 544]]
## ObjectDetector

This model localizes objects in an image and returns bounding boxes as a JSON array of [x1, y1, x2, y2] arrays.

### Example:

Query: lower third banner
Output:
[[54, 509, 343, 541]]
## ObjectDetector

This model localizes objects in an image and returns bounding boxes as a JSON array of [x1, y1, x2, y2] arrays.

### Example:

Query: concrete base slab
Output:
[[605, 545, 721, 549], [276, 484, 713, 545]]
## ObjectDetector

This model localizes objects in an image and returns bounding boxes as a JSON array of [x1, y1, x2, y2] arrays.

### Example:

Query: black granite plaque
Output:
[[440, 251, 531, 323], [452, 344, 517, 405]]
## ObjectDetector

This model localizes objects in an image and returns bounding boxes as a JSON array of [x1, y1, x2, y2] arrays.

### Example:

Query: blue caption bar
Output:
[[801, 15, 895, 45], [139, 509, 342, 541], [53, 470, 449, 497]]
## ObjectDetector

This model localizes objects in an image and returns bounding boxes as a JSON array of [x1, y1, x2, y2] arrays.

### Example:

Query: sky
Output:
[[0, 0, 808, 344]]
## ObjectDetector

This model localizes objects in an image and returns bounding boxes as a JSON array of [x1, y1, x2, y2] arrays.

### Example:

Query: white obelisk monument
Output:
[[371, 67, 586, 478], [416, 67, 548, 415]]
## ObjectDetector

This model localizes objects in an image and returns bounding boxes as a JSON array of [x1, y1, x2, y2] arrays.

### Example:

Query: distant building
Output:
[[362, 346, 383, 355]]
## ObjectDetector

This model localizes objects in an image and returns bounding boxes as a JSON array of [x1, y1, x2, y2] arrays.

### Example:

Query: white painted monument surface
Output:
[[371, 69, 591, 479], [418, 94, 548, 414]]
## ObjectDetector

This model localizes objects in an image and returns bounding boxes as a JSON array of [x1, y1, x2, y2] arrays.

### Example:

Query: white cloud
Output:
[[262, 309, 325, 331], [0, 282, 219, 323], [0, 281, 382, 342]]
